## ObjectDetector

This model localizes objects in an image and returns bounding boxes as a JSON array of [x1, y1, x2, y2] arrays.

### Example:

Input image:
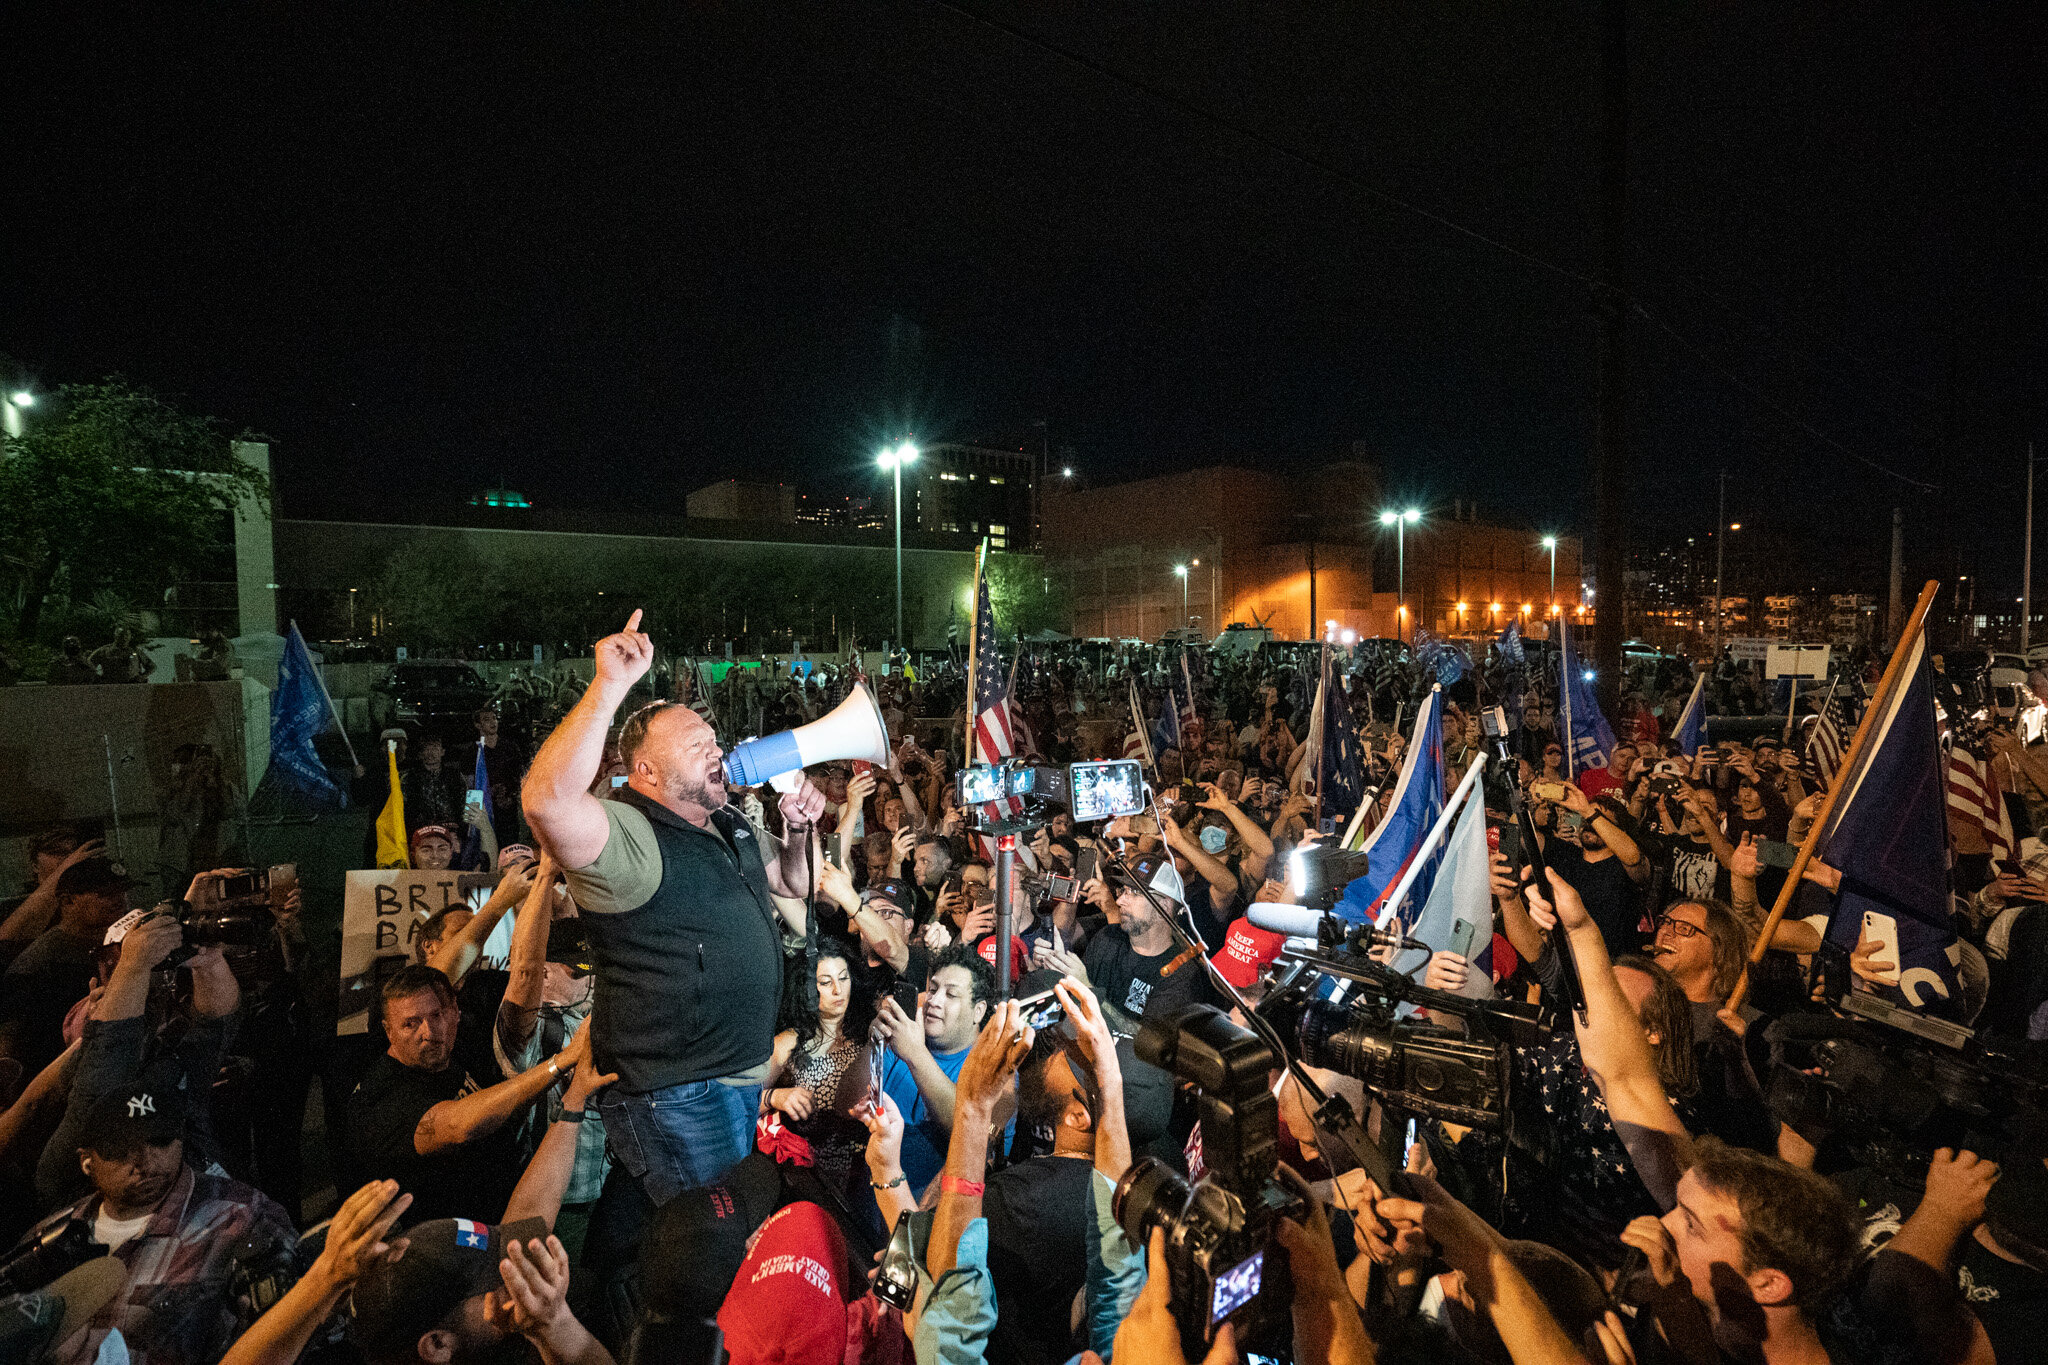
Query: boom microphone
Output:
[[1245, 904, 1431, 955]]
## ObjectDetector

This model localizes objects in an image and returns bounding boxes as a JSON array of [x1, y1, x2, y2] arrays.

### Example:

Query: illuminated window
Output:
[[989, 524, 1007, 536], [988, 475, 1005, 485]]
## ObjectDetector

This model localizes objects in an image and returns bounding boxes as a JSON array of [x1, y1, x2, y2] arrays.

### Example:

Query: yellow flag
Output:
[[375, 740, 409, 869]]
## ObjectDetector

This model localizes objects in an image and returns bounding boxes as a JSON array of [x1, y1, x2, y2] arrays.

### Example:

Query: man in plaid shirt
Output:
[[20, 1066, 293, 1365]]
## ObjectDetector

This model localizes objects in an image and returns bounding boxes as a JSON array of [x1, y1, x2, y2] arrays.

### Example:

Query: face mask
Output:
[[1199, 826, 1229, 855]]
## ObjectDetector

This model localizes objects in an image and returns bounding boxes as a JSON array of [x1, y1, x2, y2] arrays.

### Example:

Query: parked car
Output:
[[369, 659, 492, 739]]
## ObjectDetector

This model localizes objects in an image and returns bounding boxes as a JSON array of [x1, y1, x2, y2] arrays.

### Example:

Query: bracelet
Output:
[[870, 1173, 906, 1190], [546, 1059, 561, 1078], [939, 1174, 985, 1197], [557, 1108, 587, 1124]]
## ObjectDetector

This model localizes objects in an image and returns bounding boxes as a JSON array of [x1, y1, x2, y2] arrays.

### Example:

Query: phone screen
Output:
[[610, 775, 629, 788], [1210, 1250, 1264, 1325]]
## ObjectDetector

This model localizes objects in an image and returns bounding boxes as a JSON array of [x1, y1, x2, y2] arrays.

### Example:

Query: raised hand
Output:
[[593, 610, 655, 694], [304, 1180, 412, 1295], [955, 1000, 1034, 1117], [1730, 831, 1761, 881]]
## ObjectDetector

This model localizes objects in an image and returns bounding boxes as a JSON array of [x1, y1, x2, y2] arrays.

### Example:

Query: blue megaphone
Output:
[[723, 682, 892, 792]]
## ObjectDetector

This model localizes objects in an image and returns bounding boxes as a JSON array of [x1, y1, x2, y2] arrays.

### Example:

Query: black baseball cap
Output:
[[0, 1258, 128, 1365], [545, 919, 594, 977], [351, 1216, 549, 1361], [860, 877, 914, 912], [53, 858, 137, 901], [639, 1152, 782, 1324], [78, 1059, 189, 1155]]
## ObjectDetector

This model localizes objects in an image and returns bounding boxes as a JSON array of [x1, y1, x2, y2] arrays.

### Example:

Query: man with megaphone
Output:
[[523, 610, 830, 1203]]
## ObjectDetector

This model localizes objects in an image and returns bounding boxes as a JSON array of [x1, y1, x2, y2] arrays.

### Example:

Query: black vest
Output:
[[580, 790, 784, 1093]]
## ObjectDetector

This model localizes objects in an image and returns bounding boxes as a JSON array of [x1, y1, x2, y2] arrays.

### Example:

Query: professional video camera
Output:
[[1114, 1005, 1307, 1357], [954, 757, 1149, 833], [0, 1218, 99, 1296], [1760, 954, 2047, 1179]]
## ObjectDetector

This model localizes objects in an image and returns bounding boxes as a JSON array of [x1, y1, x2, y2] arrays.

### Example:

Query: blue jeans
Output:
[[595, 1078, 760, 1205]]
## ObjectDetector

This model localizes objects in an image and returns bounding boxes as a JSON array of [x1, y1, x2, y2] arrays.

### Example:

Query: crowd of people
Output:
[[0, 610, 2041, 1365]]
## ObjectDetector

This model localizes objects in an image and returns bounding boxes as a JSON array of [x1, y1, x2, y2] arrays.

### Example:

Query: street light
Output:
[[2, 390, 34, 439], [1541, 536, 1558, 615], [878, 441, 918, 647], [1378, 508, 1421, 641], [1173, 564, 1189, 630]]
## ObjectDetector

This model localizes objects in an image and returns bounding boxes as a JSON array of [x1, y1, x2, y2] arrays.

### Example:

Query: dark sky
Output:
[[8, 3, 2043, 592]]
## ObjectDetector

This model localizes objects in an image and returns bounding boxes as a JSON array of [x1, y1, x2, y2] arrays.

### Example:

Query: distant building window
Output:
[[942, 520, 961, 533], [989, 523, 1007, 536], [987, 476, 1004, 485]]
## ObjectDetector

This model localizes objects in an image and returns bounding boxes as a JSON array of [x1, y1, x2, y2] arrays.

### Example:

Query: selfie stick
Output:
[[994, 831, 1016, 1003]]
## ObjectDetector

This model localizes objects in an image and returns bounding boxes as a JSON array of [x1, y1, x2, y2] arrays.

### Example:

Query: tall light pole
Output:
[[1711, 470, 1728, 657], [878, 441, 918, 648], [1542, 536, 1558, 616], [1378, 508, 1421, 641], [2025, 444, 2039, 653], [1173, 564, 1189, 631]]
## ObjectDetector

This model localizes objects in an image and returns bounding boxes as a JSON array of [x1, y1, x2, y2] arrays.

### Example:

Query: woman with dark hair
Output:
[[761, 938, 876, 1195]]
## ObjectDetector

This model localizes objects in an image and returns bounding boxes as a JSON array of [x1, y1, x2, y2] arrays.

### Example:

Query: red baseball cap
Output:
[[1211, 919, 1287, 989], [976, 933, 1030, 984], [716, 1202, 855, 1365]]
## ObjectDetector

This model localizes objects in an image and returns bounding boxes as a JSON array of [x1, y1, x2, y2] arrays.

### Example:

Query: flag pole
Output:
[[1801, 671, 1842, 766], [1559, 618, 1576, 780], [1372, 751, 1489, 929], [965, 541, 985, 770], [1726, 579, 1940, 1012], [1313, 642, 1330, 828], [1783, 671, 1800, 744], [292, 620, 360, 769]]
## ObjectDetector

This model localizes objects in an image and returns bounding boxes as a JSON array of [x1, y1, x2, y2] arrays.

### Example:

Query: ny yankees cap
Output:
[[78, 1058, 189, 1156], [350, 1216, 548, 1362]]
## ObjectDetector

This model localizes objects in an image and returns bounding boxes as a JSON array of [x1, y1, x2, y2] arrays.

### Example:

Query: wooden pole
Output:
[[1725, 579, 1940, 1013]]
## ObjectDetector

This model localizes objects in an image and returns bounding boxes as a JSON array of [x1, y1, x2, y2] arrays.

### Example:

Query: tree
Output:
[[983, 552, 1069, 640], [0, 380, 269, 641]]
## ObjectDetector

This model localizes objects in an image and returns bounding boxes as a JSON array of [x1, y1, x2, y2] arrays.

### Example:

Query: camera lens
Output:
[[1296, 999, 1398, 1089], [1113, 1156, 1190, 1253]]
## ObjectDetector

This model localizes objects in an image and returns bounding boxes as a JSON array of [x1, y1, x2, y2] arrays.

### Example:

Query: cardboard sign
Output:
[[1766, 644, 1831, 679], [337, 868, 496, 1035], [1728, 638, 1770, 662]]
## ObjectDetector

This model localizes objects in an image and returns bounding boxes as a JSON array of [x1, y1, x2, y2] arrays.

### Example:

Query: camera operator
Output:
[[35, 895, 244, 1210], [17, 1063, 292, 1365], [1033, 854, 1213, 1041], [0, 856, 139, 1079]]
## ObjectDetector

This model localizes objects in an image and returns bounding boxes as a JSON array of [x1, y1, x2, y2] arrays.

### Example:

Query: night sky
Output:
[[8, 4, 2043, 593]]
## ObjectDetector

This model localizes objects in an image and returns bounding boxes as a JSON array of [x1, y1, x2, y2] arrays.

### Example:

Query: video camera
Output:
[[954, 758, 1148, 833], [1114, 1005, 1306, 1356], [1761, 953, 2047, 1179]]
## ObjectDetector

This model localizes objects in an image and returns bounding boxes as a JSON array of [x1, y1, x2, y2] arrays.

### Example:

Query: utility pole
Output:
[[2025, 444, 2036, 653], [1887, 507, 1905, 646], [1590, 0, 1629, 710], [1712, 470, 1727, 658]]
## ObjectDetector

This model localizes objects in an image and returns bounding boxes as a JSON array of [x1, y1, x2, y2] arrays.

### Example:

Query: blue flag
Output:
[[1495, 623, 1524, 670], [1336, 687, 1445, 926], [1673, 671, 1709, 758], [1316, 656, 1369, 833], [1556, 618, 1617, 775], [1411, 628, 1467, 686], [1151, 684, 1181, 756], [458, 738, 495, 871], [262, 624, 345, 807], [1814, 628, 1962, 1017]]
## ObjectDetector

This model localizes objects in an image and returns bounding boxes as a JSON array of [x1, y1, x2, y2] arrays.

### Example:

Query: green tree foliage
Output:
[[983, 551, 1070, 640], [0, 380, 268, 641]]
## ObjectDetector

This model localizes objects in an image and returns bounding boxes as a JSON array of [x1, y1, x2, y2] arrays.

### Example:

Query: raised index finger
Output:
[[624, 609, 644, 634]]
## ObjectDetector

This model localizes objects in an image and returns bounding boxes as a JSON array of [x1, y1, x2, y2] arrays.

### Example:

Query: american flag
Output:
[[967, 543, 1022, 853], [1124, 677, 1153, 769], [1178, 654, 1201, 750], [1806, 681, 1854, 785], [1947, 743, 2016, 865], [1005, 650, 1040, 759]]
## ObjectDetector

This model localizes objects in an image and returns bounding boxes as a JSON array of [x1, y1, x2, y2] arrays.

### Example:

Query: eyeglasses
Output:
[[1655, 915, 1705, 940]]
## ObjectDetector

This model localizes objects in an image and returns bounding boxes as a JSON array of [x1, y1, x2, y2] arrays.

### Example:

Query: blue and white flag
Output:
[[1335, 686, 1445, 926], [1151, 683, 1182, 756], [1392, 771, 1494, 995], [261, 624, 345, 807], [1556, 617, 1617, 775], [1411, 628, 1468, 686], [1813, 626, 1962, 1017], [1495, 622, 1525, 670], [1672, 670, 1709, 758]]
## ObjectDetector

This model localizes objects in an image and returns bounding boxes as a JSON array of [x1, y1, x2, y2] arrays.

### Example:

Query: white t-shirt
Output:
[[94, 1208, 151, 1251]]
